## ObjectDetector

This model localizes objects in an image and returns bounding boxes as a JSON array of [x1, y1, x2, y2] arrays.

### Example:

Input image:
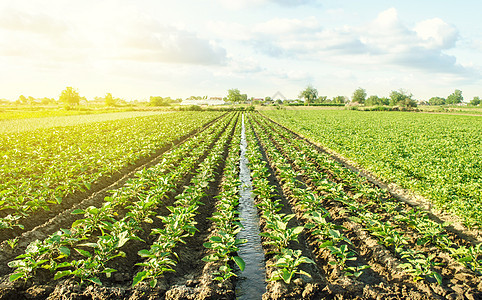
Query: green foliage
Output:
[[268, 248, 314, 284], [226, 88, 242, 103], [263, 110, 482, 228], [446, 89, 463, 104], [352, 88, 367, 104], [149, 96, 171, 106], [429, 96, 446, 106], [0, 112, 221, 229], [470, 96, 481, 106], [389, 90, 417, 107], [59, 87, 80, 106], [299, 85, 318, 105]]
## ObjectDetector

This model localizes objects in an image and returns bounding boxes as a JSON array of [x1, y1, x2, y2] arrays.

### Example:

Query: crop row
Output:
[[202, 119, 246, 285], [250, 112, 482, 297], [6, 112, 237, 289], [0, 111, 222, 232], [244, 115, 314, 287], [263, 110, 482, 229]]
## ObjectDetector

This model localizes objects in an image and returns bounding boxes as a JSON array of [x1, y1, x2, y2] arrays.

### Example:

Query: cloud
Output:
[[0, 8, 67, 35], [216, 0, 320, 9], [414, 18, 458, 50], [0, 5, 227, 66], [224, 8, 471, 76], [119, 26, 227, 65]]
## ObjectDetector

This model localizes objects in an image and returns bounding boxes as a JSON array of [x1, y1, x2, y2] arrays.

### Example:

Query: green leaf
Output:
[[281, 269, 293, 284], [9, 272, 25, 282], [59, 246, 70, 256], [54, 270, 72, 280], [71, 209, 85, 215], [210, 236, 222, 243], [138, 249, 152, 257], [88, 277, 102, 286], [433, 272, 443, 285], [233, 256, 245, 271], [75, 248, 92, 258], [150, 278, 158, 288], [132, 271, 148, 287]]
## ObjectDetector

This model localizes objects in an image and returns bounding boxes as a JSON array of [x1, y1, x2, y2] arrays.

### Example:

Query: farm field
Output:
[[0, 111, 172, 133], [263, 109, 482, 230], [0, 110, 480, 299], [0, 111, 222, 239]]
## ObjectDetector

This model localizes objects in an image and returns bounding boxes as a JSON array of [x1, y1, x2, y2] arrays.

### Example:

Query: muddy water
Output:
[[236, 114, 266, 300]]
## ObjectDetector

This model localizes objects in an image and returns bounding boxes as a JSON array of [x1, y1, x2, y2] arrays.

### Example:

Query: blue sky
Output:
[[1, 0, 481, 101]]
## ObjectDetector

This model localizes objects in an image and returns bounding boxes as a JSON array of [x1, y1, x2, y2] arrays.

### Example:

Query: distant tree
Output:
[[299, 85, 318, 105], [365, 95, 380, 106], [317, 96, 328, 103], [40, 97, 56, 105], [27, 96, 36, 105], [389, 90, 417, 107], [265, 96, 272, 102], [149, 96, 169, 106], [105, 93, 116, 106], [470, 96, 481, 106], [352, 88, 367, 104], [446, 89, 463, 104], [428, 97, 446, 106], [332, 96, 347, 104], [241, 94, 248, 103], [59, 87, 80, 105], [17, 95, 27, 104], [227, 88, 242, 103]]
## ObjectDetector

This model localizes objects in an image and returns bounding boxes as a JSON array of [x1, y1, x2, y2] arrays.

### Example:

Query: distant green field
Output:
[[0, 111, 169, 133], [263, 110, 482, 228]]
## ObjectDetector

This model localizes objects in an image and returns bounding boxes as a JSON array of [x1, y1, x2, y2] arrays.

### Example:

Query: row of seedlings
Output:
[[244, 116, 315, 290], [132, 113, 239, 288], [255, 113, 482, 295], [248, 114, 370, 284], [200, 118, 246, 294], [0, 111, 224, 233], [7, 113, 235, 287]]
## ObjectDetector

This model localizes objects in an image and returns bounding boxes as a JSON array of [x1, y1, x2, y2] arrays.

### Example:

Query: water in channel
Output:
[[235, 114, 266, 300]]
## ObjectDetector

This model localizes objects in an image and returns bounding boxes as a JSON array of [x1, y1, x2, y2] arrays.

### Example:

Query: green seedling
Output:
[[269, 248, 314, 284]]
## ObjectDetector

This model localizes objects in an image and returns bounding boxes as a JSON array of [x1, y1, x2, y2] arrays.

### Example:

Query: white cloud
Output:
[[215, 0, 320, 9], [0, 5, 227, 66], [414, 18, 458, 49], [227, 8, 471, 77]]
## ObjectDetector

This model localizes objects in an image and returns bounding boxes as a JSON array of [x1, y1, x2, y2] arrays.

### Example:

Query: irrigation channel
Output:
[[235, 114, 267, 299]]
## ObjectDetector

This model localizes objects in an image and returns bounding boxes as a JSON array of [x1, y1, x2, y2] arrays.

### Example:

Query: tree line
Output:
[[299, 86, 481, 107]]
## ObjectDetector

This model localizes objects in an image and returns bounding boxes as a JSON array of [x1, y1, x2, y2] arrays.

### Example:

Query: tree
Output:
[[332, 96, 347, 104], [299, 85, 318, 105], [17, 95, 27, 104], [428, 97, 446, 106], [105, 93, 116, 106], [149, 96, 170, 106], [470, 96, 481, 106], [352, 88, 367, 104], [365, 95, 380, 106], [389, 90, 417, 107], [446, 89, 463, 104], [227, 88, 242, 103], [317, 96, 328, 103], [59, 87, 80, 105]]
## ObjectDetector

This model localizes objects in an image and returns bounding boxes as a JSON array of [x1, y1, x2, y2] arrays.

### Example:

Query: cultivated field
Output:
[[263, 110, 482, 229], [0, 110, 480, 299]]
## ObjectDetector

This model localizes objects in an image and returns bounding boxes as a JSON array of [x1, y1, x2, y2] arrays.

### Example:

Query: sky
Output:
[[1, 0, 482, 101]]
